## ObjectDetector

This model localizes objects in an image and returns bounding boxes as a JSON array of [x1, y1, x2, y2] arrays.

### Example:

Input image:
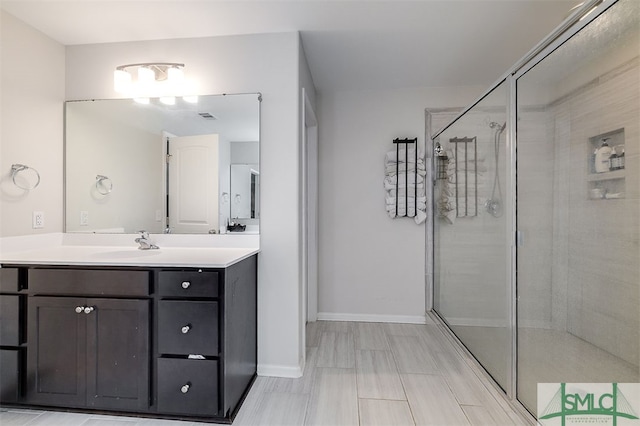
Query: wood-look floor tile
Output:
[[304, 368, 358, 426], [358, 399, 415, 426], [356, 350, 405, 400], [316, 331, 355, 368], [265, 346, 318, 394], [384, 323, 424, 337], [322, 321, 356, 333], [388, 335, 440, 374], [430, 345, 487, 406], [355, 322, 390, 350], [401, 374, 470, 426], [27, 412, 90, 426], [82, 419, 137, 425], [306, 321, 324, 347], [234, 392, 308, 426], [0, 410, 43, 426], [461, 405, 500, 426]]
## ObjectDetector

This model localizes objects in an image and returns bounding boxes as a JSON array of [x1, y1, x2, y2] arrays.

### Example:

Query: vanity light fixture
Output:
[[113, 62, 196, 103]]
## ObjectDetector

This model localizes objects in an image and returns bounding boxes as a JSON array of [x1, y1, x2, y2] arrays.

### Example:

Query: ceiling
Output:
[[1, 0, 578, 93]]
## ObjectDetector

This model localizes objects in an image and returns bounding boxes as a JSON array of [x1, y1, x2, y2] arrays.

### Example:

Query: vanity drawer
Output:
[[0, 268, 20, 292], [157, 270, 219, 298], [157, 301, 219, 355], [29, 269, 150, 296], [0, 295, 21, 346], [157, 357, 219, 416]]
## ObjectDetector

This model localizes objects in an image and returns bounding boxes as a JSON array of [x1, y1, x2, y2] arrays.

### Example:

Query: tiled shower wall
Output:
[[551, 57, 639, 367]]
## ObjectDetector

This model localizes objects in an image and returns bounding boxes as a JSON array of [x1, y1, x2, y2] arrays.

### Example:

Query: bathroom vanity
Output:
[[0, 244, 258, 423]]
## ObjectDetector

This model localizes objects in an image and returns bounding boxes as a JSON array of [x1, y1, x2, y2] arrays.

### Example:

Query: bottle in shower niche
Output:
[[618, 145, 625, 170], [609, 146, 618, 171], [595, 137, 612, 173]]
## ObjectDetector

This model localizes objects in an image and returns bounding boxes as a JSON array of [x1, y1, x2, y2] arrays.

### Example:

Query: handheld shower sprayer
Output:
[[485, 121, 506, 218]]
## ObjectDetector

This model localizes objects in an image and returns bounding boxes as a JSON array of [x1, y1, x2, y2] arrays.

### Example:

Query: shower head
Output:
[[489, 121, 506, 131]]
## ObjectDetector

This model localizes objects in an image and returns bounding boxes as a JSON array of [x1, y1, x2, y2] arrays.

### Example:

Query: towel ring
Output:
[[96, 175, 113, 195], [11, 164, 40, 190]]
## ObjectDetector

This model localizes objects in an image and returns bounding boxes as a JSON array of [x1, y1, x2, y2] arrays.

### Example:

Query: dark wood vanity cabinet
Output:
[[0, 268, 24, 403], [0, 254, 257, 423], [26, 296, 149, 410]]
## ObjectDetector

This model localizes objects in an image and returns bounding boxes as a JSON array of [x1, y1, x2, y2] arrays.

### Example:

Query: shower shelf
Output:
[[587, 169, 626, 182]]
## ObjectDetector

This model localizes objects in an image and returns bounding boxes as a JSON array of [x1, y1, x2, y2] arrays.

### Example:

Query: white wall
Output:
[[297, 37, 317, 366], [317, 86, 482, 322], [0, 11, 65, 237], [65, 103, 163, 233], [63, 32, 307, 376]]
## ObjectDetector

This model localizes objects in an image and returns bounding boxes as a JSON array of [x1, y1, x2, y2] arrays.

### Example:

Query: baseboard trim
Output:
[[317, 312, 427, 324], [257, 364, 303, 378]]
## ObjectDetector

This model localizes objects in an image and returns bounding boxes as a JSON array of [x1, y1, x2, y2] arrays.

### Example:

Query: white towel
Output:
[[388, 208, 427, 225], [385, 173, 423, 185], [385, 164, 426, 176], [387, 187, 426, 198], [385, 196, 427, 205], [384, 181, 424, 191], [385, 149, 424, 164]]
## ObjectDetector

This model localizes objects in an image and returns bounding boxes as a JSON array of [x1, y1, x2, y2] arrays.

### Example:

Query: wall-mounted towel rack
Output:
[[393, 138, 418, 218], [96, 174, 113, 195], [450, 137, 478, 217], [11, 164, 40, 190]]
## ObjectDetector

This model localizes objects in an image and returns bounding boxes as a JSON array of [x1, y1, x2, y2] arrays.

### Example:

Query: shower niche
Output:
[[587, 128, 625, 200]]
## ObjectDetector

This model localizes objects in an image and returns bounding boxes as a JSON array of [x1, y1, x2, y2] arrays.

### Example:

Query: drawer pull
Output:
[[181, 324, 191, 334], [75, 306, 85, 314], [84, 306, 95, 314], [181, 281, 191, 289], [181, 383, 191, 394]]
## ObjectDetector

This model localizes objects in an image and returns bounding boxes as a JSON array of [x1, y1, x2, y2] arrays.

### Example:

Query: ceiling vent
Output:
[[198, 112, 217, 120]]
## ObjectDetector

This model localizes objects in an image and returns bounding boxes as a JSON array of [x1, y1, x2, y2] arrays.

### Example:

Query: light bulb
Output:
[[167, 67, 184, 85], [182, 95, 199, 104], [138, 66, 155, 85], [160, 96, 176, 105], [113, 69, 132, 94]]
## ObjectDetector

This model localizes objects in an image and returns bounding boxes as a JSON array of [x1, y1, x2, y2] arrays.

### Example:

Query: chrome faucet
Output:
[[135, 230, 159, 250]]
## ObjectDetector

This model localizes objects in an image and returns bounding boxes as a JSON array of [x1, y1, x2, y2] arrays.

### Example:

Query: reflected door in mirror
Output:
[[168, 135, 219, 234]]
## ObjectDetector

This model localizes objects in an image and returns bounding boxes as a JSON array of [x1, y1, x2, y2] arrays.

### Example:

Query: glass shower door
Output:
[[433, 81, 511, 391], [516, 0, 640, 413]]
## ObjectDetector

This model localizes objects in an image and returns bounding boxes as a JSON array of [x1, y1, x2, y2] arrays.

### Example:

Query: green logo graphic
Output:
[[539, 383, 639, 426]]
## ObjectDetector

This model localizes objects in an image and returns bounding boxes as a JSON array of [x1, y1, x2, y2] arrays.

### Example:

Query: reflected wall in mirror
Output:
[[230, 141, 260, 223], [65, 93, 260, 234]]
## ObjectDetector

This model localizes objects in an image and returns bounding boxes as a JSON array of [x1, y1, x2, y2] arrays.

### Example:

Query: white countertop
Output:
[[0, 233, 259, 268]]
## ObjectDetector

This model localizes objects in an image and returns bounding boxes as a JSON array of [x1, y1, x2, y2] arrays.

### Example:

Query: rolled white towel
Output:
[[385, 196, 427, 205], [384, 181, 424, 191], [385, 149, 424, 164], [386, 202, 426, 213], [388, 187, 426, 198], [385, 173, 423, 185]]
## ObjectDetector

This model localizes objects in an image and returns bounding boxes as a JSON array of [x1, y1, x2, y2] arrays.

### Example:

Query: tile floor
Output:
[[1, 319, 531, 425]]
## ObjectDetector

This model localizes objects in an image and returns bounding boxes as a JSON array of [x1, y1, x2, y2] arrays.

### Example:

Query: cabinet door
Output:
[[85, 298, 150, 411], [27, 297, 87, 407]]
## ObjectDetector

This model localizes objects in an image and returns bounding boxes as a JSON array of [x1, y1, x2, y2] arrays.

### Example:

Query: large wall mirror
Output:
[[65, 93, 260, 234]]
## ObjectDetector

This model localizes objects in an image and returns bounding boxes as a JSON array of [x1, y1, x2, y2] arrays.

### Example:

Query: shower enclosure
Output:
[[429, 0, 639, 418]]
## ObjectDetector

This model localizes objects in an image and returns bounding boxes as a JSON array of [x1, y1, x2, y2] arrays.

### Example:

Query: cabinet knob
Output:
[[75, 306, 84, 314], [84, 306, 94, 314], [181, 383, 191, 394], [181, 281, 191, 289], [181, 324, 191, 334]]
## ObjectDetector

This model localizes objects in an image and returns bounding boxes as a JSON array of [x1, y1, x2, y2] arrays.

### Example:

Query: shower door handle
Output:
[[516, 230, 524, 247]]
